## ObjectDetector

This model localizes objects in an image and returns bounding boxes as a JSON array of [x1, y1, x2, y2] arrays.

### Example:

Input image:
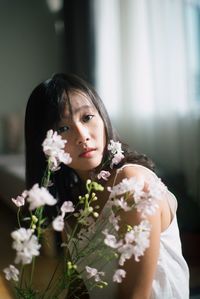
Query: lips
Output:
[[79, 148, 96, 158]]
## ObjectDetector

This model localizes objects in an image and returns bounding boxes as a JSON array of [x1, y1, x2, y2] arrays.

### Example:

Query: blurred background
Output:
[[0, 0, 200, 297]]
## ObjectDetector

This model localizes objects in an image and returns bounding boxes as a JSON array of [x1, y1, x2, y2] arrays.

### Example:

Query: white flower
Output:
[[107, 140, 123, 155], [135, 195, 159, 217], [108, 176, 144, 198], [85, 266, 105, 282], [134, 177, 167, 217], [113, 197, 132, 212], [61, 201, 75, 217], [11, 228, 33, 245], [118, 243, 135, 265], [109, 211, 120, 231], [12, 195, 25, 207], [42, 130, 72, 171], [113, 269, 126, 283], [147, 177, 168, 199], [118, 220, 151, 264], [130, 221, 151, 261], [103, 229, 123, 248], [107, 140, 125, 168], [125, 230, 136, 244], [52, 215, 64, 231], [26, 184, 57, 210], [56, 150, 72, 165], [110, 152, 125, 168], [3, 265, 19, 281], [97, 170, 111, 181], [43, 130, 66, 155], [108, 174, 167, 218], [11, 228, 41, 265], [21, 190, 28, 197]]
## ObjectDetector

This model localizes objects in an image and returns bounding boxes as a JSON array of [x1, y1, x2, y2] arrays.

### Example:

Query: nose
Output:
[[75, 124, 90, 145]]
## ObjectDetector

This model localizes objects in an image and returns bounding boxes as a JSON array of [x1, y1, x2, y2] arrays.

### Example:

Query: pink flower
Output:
[[113, 269, 126, 283], [102, 229, 123, 248], [85, 266, 105, 282], [110, 152, 124, 168], [12, 195, 25, 207], [97, 170, 111, 181], [61, 201, 75, 217], [52, 216, 65, 231]]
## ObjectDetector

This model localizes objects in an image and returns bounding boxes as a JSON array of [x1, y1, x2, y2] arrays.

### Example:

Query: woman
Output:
[[25, 73, 189, 299]]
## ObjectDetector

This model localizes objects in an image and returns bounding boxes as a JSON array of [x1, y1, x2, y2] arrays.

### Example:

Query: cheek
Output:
[[65, 145, 73, 156], [100, 119, 106, 140], [97, 121, 107, 150], [63, 138, 74, 155], [102, 128, 106, 148]]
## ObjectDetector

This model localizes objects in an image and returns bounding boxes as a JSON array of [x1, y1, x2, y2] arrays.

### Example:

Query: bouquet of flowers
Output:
[[3, 131, 166, 298]]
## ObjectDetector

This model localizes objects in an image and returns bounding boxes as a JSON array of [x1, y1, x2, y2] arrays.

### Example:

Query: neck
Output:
[[74, 169, 95, 182], [75, 163, 105, 182]]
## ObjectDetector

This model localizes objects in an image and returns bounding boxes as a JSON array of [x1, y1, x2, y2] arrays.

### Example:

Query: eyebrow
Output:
[[72, 104, 94, 114], [62, 104, 95, 120]]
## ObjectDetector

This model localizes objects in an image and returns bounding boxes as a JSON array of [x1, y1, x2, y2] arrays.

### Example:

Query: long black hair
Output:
[[25, 73, 154, 212]]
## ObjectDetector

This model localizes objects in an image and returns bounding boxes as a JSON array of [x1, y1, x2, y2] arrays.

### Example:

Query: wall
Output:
[[0, 0, 66, 153]]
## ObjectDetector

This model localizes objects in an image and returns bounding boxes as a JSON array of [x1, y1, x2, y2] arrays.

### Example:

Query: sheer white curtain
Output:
[[93, 0, 200, 203]]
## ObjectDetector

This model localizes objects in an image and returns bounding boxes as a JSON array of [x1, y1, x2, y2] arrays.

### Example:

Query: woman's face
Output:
[[58, 91, 106, 180]]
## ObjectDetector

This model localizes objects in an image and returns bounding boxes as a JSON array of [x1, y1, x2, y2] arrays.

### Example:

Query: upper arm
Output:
[[118, 208, 161, 299], [114, 165, 163, 299]]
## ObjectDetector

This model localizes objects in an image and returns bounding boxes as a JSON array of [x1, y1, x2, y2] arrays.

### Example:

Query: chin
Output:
[[82, 159, 102, 172]]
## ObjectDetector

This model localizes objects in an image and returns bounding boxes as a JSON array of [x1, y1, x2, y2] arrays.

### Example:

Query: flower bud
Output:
[[31, 224, 36, 230], [102, 281, 108, 286], [67, 261, 72, 270], [127, 225, 132, 232], [93, 212, 99, 218], [88, 207, 93, 213], [32, 215, 38, 223]]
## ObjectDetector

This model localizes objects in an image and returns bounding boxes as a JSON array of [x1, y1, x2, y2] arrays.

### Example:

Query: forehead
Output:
[[63, 90, 96, 116], [70, 91, 93, 107]]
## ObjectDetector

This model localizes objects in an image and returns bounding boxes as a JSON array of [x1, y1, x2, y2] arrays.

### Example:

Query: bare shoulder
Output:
[[115, 164, 157, 186], [115, 164, 168, 201], [114, 164, 171, 231]]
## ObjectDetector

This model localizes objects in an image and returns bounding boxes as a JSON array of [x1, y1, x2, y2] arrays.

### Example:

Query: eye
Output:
[[82, 114, 94, 122], [57, 125, 69, 134]]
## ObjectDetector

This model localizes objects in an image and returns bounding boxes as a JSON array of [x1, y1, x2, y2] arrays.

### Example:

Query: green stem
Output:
[[41, 159, 52, 188], [41, 258, 62, 299], [19, 265, 24, 289], [30, 257, 36, 286], [17, 208, 21, 228]]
